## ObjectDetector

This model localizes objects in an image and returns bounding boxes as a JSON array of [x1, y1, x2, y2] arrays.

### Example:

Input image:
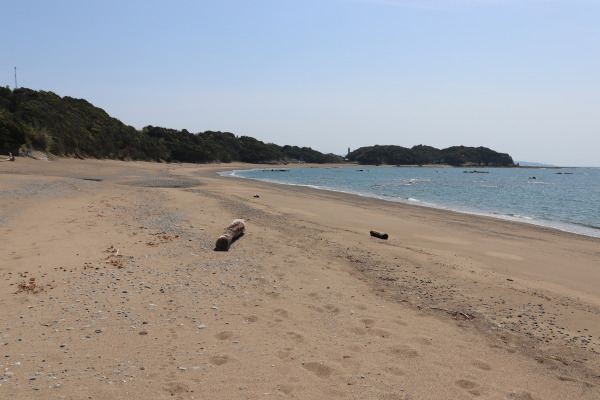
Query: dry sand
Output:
[[1, 158, 599, 399]]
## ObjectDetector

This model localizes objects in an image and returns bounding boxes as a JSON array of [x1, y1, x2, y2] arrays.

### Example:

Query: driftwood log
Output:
[[370, 230, 388, 240], [215, 219, 245, 251]]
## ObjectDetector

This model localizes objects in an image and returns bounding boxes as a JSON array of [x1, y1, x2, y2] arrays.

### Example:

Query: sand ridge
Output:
[[1, 158, 599, 399]]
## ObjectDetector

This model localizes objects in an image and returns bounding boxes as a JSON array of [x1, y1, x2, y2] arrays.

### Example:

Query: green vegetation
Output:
[[1, 87, 515, 167], [347, 144, 515, 166], [0, 87, 342, 164]]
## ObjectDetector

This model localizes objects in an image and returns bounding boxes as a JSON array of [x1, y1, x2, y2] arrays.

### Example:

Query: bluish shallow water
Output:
[[221, 166, 600, 238]]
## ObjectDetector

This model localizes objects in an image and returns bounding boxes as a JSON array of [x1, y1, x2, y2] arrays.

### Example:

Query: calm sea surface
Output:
[[221, 166, 600, 238]]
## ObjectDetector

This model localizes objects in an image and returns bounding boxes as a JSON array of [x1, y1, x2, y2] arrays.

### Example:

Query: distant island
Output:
[[1, 87, 514, 166], [348, 145, 515, 167], [515, 161, 557, 168]]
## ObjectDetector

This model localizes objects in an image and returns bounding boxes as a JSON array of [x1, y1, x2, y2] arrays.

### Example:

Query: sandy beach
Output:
[[1, 158, 599, 399]]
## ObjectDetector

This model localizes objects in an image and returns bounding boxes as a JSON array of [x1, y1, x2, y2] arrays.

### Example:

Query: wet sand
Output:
[[1, 158, 599, 399]]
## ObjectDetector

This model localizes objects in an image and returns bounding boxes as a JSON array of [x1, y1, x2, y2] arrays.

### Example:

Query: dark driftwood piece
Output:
[[215, 219, 245, 251], [370, 230, 388, 240]]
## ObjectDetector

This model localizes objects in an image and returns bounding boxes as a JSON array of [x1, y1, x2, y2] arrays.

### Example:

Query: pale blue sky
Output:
[[2, 0, 599, 166]]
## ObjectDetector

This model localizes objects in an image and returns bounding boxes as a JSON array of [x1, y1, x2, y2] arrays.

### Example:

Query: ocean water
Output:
[[221, 166, 600, 239]]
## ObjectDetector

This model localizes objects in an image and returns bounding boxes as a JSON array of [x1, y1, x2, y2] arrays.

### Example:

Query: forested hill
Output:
[[347, 145, 515, 166], [0, 87, 341, 163], [1, 87, 516, 166]]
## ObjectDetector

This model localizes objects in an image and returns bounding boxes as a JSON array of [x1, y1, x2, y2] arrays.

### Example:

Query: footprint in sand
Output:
[[361, 318, 376, 326], [455, 379, 481, 396], [557, 376, 576, 382], [472, 360, 492, 371], [324, 304, 341, 314], [386, 366, 405, 376], [303, 362, 332, 379], [209, 354, 230, 366], [286, 331, 304, 344], [276, 384, 294, 395], [245, 315, 258, 323], [169, 327, 179, 340], [351, 326, 367, 335], [507, 391, 537, 400], [164, 381, 190, 396], [215, 331, 232, 340], [347, 344, 363, 352], [389, 345, 419, 358], [455, 379, 478, 389], [412, 336, 433, 346], [372, 328, 391, 338], [276, 348, 294, 360], [273, 309, 289, 318]]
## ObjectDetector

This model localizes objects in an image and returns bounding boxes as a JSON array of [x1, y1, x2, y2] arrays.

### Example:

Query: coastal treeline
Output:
[[1, 87, 515, 166], [0, 87, 341, 163], [347, 144, 515, 166]]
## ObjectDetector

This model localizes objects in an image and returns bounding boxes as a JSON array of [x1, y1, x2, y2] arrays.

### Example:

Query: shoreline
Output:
[[221, 165, 600, 240], [1, 158, 599, 399]]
